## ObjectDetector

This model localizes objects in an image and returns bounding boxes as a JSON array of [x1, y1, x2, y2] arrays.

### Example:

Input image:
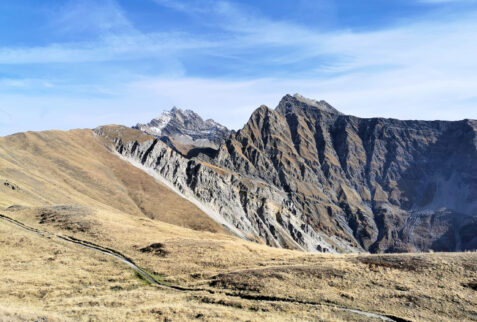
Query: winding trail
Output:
[[0, 213, 162, 286], [0, 213, 406, 322]]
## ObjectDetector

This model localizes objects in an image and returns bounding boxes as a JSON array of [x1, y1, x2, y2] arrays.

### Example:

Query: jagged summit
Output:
[[133, 107, 230, 149], [276, 94, 343, 115]]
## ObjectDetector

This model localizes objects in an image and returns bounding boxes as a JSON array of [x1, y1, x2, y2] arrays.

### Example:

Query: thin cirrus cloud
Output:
[[0, 33, 214, 65], [0, 0, 476, 136], [50, 0, 134, 37]]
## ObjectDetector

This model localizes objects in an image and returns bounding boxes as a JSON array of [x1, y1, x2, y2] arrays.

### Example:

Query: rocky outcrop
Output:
[[97, 94, 477, 253]]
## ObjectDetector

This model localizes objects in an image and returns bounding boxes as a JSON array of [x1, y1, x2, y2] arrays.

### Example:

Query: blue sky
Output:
[[1, 0, 477, 135]]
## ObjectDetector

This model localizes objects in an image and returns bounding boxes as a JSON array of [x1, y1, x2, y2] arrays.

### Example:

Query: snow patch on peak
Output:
[[137, 110, 173, 135], [133, 106, 230, 148]]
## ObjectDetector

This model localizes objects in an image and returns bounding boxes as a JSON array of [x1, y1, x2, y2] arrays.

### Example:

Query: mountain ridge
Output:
[[120, 94, 476, 253]]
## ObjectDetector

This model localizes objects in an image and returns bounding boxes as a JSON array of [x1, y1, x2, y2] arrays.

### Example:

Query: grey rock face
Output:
[[98, 94, 477, 253], [96, 125, 352, 253], [133, 107, 230, 149]]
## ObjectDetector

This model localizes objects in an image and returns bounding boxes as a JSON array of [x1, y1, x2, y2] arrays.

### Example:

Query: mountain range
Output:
[[97, 93, 477, 253]]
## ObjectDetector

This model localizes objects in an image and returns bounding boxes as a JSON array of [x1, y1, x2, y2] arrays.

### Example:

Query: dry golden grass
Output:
[[1, 128, 476, 321], [0, 217, 355, 321], [0, 129, 225, 233], [3, 204, 476, 321]]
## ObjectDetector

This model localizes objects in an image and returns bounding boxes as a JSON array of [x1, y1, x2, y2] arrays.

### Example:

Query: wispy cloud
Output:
[[0, 78, 54, 89], [0, 0, 216, 65], [0, 32, 216, 64], [151, 0, 477, 75], [51, 0, 135, 38], [3, 0, 476, 75]]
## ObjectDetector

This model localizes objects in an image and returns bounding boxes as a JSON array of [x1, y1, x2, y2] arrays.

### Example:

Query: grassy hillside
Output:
[[0, 129, 225, 233]]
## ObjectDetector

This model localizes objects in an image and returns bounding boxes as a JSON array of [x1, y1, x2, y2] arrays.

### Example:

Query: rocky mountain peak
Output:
[[248, 104, 273, 119], [133, 107, 230, 149], [276, 93, 343, 116]]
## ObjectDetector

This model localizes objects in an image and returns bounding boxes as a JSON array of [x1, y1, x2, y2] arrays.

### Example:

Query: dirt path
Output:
[[0, 213, 405, 321]]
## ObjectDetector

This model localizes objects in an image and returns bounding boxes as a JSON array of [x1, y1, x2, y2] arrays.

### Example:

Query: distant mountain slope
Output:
[[133, 107, 230, 150], [103, 94, 477, 253]]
